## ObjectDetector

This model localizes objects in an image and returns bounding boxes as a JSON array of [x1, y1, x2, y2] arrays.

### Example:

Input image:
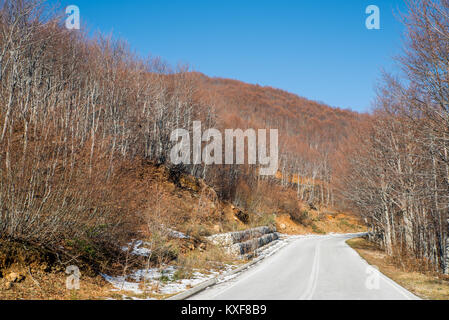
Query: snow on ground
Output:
[[167, 228, 190, 239], [159, 224, 190, 239], [102, 264, 237, 298], [120, 227, 191, 258], [121, 240, 152, 257]]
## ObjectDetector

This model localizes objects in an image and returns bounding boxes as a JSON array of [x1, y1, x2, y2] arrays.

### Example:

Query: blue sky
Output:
[[57, 0, 407, 113]]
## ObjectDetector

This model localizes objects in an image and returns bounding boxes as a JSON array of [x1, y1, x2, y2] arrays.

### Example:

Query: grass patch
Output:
[[346, 237, 379, 251], [311, 223, 325, 234], [175, 246, 235, 280]]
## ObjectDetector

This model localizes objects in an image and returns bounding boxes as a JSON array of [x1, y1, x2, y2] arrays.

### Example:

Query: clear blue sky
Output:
[[56, 0, 407, 113]]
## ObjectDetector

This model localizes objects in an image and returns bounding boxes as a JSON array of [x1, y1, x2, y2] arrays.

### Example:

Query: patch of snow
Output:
[[160, 224, 190, 239], [129, 265, 177, 282], [157, 271, 216, 295], [102, 264, 237, 298], [102, 274, 144, 294], [168, 228, 190, 239], [121, 240, 152, 257]]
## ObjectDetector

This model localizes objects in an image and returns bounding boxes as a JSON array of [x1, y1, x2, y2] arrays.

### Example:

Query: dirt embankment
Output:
[[275, 207, 366, 235]]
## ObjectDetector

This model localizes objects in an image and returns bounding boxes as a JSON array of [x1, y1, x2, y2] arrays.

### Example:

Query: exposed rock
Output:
[[234, 209, 249, 224], [207, 226, 277, 246], [3, 281, 13, 290], [227, 233, 280, 256], [6, 272, 25, 283], [280, 223, 286, 230], [7, 272, 18, 282]]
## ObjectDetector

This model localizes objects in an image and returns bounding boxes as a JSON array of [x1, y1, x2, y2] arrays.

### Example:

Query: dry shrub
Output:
[[279, 198, 311, 226], [0, 142, 138, 273], [388, 247, 439, 275], [290, 210, 312, 226], [175, 246, 233, 279], [233, 178, 288, 228]]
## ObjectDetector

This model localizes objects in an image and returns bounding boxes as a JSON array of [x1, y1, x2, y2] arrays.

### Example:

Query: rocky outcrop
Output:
[[227, 233, 280, 256], [207, 226, 279, 258], [207, 226, 277, 247], [1, 272, 26, 290]]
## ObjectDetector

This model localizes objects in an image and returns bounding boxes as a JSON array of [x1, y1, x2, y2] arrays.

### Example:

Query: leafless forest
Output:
[[337, 0, 449, 273], [0, 0, 448, 275], [0, 0, 218, 257]]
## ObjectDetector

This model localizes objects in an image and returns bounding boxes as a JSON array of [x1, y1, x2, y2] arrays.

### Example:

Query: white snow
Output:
[[167, 228, 190, 239], [102, 264, 237, 298], [102, 274, 143, 294], [159, 224, 190, 239], [121, 240, 152, 257]]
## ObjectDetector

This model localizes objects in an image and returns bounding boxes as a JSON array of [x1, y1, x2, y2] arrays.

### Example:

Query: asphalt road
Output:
[[190, 234, 420, 300]]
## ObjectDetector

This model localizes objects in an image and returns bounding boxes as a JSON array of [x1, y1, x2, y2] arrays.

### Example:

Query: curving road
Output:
[[189, 234, 420, 300]]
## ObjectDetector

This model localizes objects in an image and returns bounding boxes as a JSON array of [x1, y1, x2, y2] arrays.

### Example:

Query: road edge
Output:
[[344, 236, 421, 300], [166, 239, 290, 300]]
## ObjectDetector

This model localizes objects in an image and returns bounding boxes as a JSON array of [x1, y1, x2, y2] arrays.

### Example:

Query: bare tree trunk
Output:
[[445, 219, 449, 274]]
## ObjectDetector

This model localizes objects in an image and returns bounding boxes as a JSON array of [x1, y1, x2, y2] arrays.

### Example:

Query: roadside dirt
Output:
[[276, 210, 366, 235]]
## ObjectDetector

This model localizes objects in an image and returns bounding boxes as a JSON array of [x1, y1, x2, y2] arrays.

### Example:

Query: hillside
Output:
[[192, 73, 363, 206]]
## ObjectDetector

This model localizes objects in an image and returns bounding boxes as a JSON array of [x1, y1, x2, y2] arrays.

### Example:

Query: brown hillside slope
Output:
[[191, 73, 365, 206]]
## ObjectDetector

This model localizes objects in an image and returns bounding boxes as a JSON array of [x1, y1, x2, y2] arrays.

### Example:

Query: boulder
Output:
[[7, 272, 25, 283]]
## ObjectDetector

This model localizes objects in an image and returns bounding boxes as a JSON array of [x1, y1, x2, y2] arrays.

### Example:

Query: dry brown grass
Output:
[[0, 268, 114, 300], [347, 237, 449, 300], [175, 245, 238, 279], [0, 238, 120, 300]]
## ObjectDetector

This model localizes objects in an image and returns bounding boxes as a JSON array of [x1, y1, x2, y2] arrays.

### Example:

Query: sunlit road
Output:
[[189, 234, 420, 300]]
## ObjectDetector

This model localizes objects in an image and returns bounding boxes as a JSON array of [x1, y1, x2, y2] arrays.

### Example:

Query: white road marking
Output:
[[299, 239, 323, 300]]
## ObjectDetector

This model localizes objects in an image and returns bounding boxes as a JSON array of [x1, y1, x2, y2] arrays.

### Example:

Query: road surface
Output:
[[190, 234, 420, 300]]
